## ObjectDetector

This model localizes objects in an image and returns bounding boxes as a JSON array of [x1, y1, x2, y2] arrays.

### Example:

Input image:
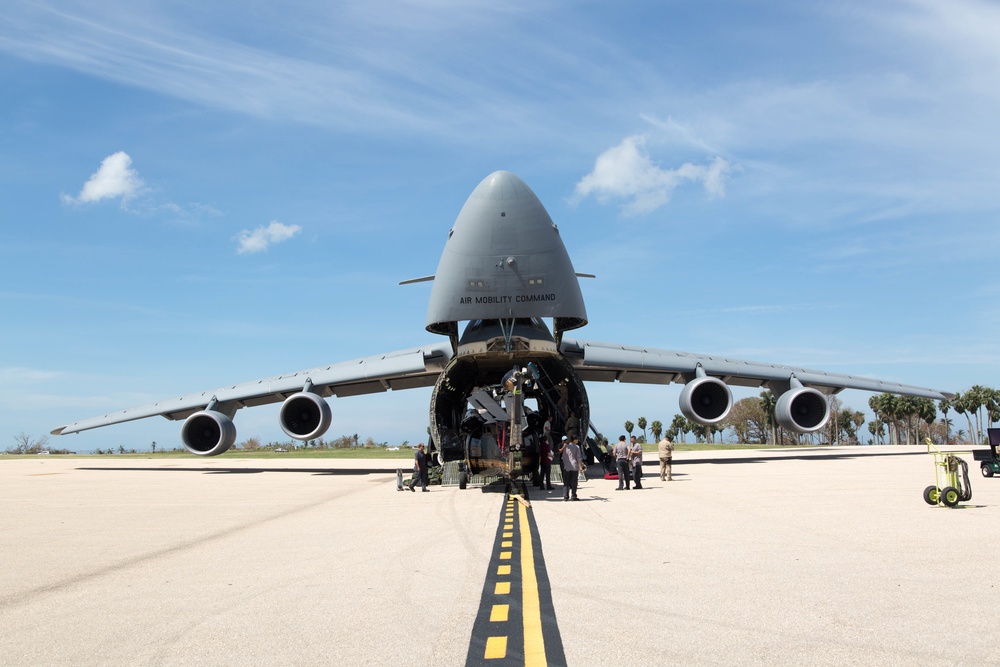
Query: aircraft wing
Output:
[[559, 338, 953, 400], [52, 341, 454, 435]]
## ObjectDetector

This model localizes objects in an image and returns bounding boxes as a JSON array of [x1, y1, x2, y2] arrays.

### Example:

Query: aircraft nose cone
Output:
[[469, 170, 536, 202], [425, 170, 588, 336]]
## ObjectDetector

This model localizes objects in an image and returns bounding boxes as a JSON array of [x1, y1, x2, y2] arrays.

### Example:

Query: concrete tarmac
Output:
[[1, 447, 997, 666]]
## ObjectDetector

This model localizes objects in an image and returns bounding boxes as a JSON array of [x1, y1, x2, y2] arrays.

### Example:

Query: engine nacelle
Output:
[[279, 392, 332, 440], [679, 376, 733, 425], [775, 387, 830, 433], [181, 410, 237, 456]]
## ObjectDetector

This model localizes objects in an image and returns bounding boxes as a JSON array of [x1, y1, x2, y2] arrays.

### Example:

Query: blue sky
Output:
[[2, 0, 998, 451]]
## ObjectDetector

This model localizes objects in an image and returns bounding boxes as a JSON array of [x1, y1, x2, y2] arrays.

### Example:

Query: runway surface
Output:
[[2, 446, 998, 666]]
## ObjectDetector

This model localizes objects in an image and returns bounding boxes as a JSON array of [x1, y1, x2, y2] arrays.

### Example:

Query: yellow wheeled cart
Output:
[[923, 438, 972, 507]]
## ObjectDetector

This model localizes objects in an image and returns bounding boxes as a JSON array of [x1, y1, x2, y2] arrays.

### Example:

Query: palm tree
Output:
[[760, 390, 778, 445], [938, 399, 952, 443], [941, 418, 954, 444], [690, 422, 709, 443], [624, 420, 634, 437], [868, 419, 885, 445], [852, 411, 865, 446], [670, 414, 688, 444], [967, 386, 988, 444], [951, 392, 974, 446], [918, 398, 937, 443], [651, 420, 663, 442], [985, 387, 1000, 433], [869, 394, 889, 444], [871, 393, 904, 445], [637, 416, 648, 443], [897, 395, 918, 444], [889, 395, 908, 444]]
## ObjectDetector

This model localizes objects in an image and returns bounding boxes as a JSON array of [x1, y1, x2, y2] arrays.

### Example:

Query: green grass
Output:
[[649, 442, 795, 452]]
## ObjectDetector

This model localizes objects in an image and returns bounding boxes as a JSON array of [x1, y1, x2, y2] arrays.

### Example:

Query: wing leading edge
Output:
[[52, 342, 454, 436], [560, 338, 953, 400]]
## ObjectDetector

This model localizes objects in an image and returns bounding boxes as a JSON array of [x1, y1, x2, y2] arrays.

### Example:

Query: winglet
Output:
[[399, 275, 435, 285]]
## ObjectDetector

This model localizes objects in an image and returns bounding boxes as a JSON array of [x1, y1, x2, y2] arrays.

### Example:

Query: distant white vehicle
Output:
[[274, 448, 288, 453], [37, 451, 50, 455], [387, 446, 400, 451]]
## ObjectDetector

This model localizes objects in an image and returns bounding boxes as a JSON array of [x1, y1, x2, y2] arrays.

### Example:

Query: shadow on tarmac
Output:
[[675, 449, 924, 466], [75, 450, 923, 479]]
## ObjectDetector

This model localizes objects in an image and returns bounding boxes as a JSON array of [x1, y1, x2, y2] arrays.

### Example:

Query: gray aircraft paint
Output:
[[425, 171, 587, 337]]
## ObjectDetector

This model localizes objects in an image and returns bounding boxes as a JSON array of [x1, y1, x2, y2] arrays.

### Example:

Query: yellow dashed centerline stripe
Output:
[[485, 636, 507, 659], [473, 492, 559, 665], [490, 604, 510, 622]]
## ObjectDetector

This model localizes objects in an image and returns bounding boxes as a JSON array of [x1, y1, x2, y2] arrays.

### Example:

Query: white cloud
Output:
[[573, 136, 731, 215], [235, 221, 302, 255], [0, 367, 61, 383], [62, 151, 144, 205], [0, 3, 555, 138]]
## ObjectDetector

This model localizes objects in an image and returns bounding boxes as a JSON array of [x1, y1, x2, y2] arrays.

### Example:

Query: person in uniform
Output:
[[408, 443, 429, 492], [539, 435, 554, 491], [564, 411, 580, 441], [613, 435, 631, 490], [556, 380, 569, 417], [629, 435, 643, 489], [658, 434, 675, 481], [561, 436, 582, 501]]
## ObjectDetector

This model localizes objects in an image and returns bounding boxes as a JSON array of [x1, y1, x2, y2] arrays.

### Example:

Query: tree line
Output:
[[620, 385, 1000, 446], [4, 432, 413, 455]]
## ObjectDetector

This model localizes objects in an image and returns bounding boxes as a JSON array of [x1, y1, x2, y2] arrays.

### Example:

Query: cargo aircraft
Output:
[[53, 171, 953, 485]]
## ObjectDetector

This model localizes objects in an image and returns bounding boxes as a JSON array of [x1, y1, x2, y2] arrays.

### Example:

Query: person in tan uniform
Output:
[[658, 434, 675, 481]]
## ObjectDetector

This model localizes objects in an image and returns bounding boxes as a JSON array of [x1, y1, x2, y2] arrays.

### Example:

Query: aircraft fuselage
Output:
[[421, 172, 593, 480]]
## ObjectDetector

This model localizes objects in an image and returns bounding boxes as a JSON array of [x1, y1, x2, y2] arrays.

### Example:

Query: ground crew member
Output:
[[562, 436, 582, 501], [565, 411, 580, 440], [408, 443, 429, 492], [614, 435, 631, 490], [629, 435, 643, 489], [539, 435, 554, 491], [658, 434, 674, 481]]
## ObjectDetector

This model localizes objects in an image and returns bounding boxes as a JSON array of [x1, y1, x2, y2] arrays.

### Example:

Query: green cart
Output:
[[923, 439, 972, 508], [973, 428, 1000, 478]]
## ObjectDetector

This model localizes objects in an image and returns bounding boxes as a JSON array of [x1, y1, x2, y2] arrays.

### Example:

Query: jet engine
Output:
[[679, 375, 733, 425], [279, 391, 332, 440], [181, 410, 237, 456], [775, 385, 830, 433]]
